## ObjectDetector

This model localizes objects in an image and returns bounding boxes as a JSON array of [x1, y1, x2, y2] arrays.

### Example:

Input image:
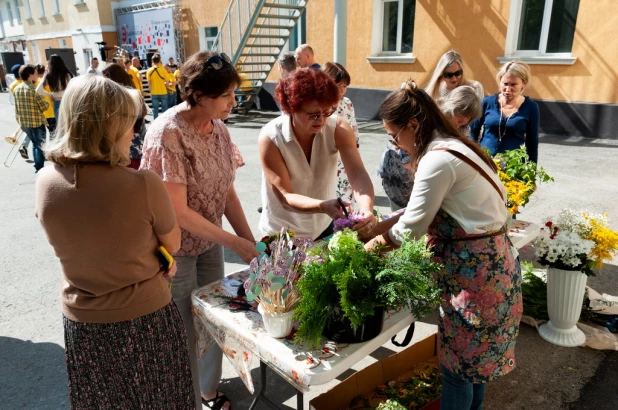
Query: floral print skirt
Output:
[[63, 301, 195, 409], [428, 209, 522, 384]]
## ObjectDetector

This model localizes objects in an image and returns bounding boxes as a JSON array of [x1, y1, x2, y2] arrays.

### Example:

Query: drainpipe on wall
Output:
[[333, 0, 347, 65]]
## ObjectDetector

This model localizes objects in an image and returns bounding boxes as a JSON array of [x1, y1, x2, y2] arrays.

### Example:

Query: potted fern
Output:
[[294, 229, 442, 347]]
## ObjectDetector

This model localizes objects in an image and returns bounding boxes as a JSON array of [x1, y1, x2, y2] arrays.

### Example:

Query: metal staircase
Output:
[[211, 0, 308, 113]]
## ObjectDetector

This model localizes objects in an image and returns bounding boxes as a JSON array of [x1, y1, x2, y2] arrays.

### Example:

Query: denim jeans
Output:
[[53, 100, 61, 123], [21, 125, 46, 172], [151, 94, 169, 119], [167, 92, 176, 109], [440, 364, 487, 410]]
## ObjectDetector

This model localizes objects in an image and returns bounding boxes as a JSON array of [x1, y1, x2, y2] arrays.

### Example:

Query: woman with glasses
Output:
[[425, 50, 484, 103], [36, 75, 194, 409], [141, 51, 258, 410], [102, 63, 148, 170], [470, 61, 539, 163], [321, 62, 360, 203], [365, 80, 521, 410], [258, 68, 376, 240]]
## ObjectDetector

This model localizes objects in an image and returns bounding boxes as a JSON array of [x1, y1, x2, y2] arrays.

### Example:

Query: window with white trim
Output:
[[199, 26, 218, 52], [59, 38, 67, 48], [503, 0, 580, 63], [7, 2, 14, 26], [14, 0, 21, 24], [24, 0, 32, 20], [53, 0, 60, 15], [83, 49, 93, 71], [368, 0, 416, 63], [38, 0, 45, 18]]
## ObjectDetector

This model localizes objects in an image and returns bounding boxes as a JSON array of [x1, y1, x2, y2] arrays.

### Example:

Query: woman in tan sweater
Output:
[[35, 75, 195, 409]]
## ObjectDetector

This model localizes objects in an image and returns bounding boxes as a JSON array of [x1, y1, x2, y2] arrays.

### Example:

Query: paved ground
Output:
[[1, 100, 617, 409]]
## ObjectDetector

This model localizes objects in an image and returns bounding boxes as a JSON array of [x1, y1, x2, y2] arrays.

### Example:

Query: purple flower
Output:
[[333, 213, 365, 232]]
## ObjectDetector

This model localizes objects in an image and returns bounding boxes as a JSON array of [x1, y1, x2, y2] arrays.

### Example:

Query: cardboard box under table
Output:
[[310, 332, 439, 410]]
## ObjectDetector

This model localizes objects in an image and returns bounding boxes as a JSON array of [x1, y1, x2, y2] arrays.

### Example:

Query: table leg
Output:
[[297, 390, 304, 409], [248, 360, 285, 410]]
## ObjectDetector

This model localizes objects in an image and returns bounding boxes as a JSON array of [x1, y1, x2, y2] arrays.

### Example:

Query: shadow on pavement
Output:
[[539, 134, 618, 148], [0, 337, 69, 409]]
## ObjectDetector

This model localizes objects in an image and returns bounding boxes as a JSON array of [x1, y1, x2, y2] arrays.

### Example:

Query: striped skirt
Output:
[[63, 301, 195, 409]]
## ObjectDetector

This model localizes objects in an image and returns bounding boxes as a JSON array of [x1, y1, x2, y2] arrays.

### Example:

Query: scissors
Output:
[[228, 297, 257, 312]]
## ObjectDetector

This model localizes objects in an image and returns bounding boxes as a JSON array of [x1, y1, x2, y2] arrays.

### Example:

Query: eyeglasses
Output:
[[301, 107, 337, 122], [443, 69, 463, 79], [389, 126, 405, 147], [206, 53, 231, 70]]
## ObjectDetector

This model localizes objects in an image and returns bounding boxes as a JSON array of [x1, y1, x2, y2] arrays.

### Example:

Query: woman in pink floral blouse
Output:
[[322, 62, 360, 202], [141, 51, 258, 410]]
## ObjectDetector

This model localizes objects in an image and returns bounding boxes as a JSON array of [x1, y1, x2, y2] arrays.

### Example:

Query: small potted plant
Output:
[[535, 209, 618, 347], [245, 229, 313, 338], [492, 146, 554, 221], [294, 229, 442, 347]]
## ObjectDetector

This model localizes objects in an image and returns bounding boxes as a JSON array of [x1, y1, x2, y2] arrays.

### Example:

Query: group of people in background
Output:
[[27, 41, 541, 410]]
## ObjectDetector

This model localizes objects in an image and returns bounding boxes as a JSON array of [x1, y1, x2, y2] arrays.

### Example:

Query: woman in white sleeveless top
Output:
[[258, 68, 375, 240]]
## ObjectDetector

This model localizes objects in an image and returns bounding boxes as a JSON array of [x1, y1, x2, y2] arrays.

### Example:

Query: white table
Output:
[[191, 220, 539, 409]]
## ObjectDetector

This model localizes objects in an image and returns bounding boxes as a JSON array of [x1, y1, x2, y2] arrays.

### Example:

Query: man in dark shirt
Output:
[[295, 44, 320, 69]]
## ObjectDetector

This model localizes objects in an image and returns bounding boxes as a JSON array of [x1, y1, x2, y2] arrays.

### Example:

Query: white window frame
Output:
[[367, 0, 416, 64], [75, 0, 86, 7], [24, 0, 32, 20], [500, 0, 577, 65], [7, 2, 14, 26], [30, 40, 39, 63], [38, 0, 45, 18], [83, 48, 93, 71], [59, 38, 67, 48], [53, 0, 60, 15], [198, 26, 218, 52], [14, 0, 21, 24]]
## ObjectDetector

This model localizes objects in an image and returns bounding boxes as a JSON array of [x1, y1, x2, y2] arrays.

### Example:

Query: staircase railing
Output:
[[211, 0, 266, 65]]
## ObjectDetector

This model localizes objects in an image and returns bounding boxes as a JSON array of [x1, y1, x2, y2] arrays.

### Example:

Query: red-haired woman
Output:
[[258, 68, 375, 240]]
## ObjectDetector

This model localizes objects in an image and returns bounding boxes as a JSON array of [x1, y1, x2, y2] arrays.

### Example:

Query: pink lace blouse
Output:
[[140, 107, 245, 256]]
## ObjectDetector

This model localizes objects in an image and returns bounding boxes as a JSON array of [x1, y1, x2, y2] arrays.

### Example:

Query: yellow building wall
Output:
[[181, 0, 230, 57], [298, 0, 618, 105], [27, 36, 73, 64]]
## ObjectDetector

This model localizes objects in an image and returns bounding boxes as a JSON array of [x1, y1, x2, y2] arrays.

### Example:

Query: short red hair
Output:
[[275, 68, 339, 114]]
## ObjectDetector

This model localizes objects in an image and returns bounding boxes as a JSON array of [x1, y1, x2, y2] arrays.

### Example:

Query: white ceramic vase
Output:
[[539, 268, 587, 347], [258, 303, 295, 339]]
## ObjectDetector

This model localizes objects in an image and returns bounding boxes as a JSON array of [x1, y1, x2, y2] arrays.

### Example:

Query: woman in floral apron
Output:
[[366, 80, 522, 410]]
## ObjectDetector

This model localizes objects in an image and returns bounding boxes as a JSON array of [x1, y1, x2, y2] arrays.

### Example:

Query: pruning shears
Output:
[[228, 297, 257, 313]]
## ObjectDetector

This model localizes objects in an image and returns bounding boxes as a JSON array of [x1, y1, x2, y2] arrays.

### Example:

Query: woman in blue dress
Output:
[[470, 61, 539, 162]]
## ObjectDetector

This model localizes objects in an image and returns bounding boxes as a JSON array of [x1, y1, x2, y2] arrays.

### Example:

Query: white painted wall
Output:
[[0, 0, 25, 39]]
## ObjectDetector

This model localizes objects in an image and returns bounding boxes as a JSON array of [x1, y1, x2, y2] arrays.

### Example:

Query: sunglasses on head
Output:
[[443, 69, 463, 79], [206, 53, 232, 70]]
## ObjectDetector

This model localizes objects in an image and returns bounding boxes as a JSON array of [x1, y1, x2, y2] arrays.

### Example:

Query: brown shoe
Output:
[[19, 146, 28, 159]]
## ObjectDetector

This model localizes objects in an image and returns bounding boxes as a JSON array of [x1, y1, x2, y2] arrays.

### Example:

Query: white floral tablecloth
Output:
[[191, 270, 414, 393], [190, 220, 539, 394]]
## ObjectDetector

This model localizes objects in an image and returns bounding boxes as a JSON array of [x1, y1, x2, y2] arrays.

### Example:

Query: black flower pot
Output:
[[323, 305, 385, 343]]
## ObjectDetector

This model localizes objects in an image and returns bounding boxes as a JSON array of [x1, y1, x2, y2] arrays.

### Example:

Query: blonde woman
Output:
[[36, 75, 194, 409], [470, 61, 539, 162], [425, 50, 484, 102], [438, 85, 482, 138]]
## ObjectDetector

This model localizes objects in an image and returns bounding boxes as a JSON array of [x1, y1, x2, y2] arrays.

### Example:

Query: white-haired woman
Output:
[[439, 85, 483, 138], [35, 75, 195, 409], [470, 60, 539, 163], [425, 50, 484, 102]]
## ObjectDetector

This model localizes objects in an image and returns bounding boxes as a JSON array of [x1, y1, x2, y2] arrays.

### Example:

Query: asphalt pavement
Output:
[[1, 99, 617, 410]]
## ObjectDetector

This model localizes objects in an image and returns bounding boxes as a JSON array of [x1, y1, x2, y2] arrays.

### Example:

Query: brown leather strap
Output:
[[434, 148, 505, 203]]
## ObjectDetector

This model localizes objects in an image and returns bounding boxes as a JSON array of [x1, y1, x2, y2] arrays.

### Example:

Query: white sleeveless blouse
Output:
[[258, 114, 339, 239]]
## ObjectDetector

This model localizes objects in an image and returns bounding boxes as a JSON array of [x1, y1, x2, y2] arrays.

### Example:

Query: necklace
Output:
[[191, 116, 213, 135], [498, 96, 516, 143]]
